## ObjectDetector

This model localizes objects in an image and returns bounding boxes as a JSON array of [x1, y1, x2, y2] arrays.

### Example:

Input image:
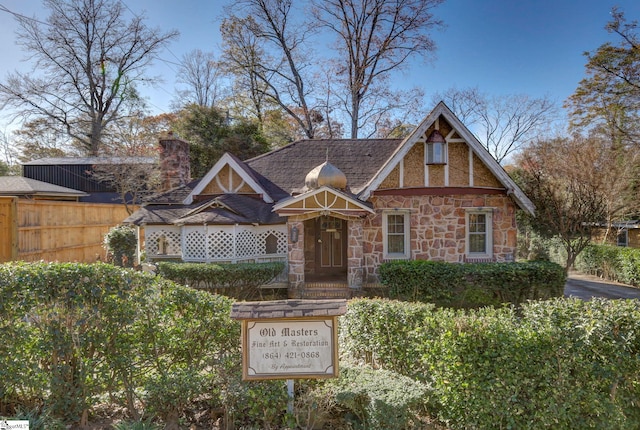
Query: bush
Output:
[[320, 365, 430, 429], [156, 261, 285, 300], [143, 368, 210, 430], [339, 299, 437, 379], [577, 244, 640, 286], [0, 261, 239, 427], [224, 376, 290, 430], [104, 224, 137, 267], [378, 260, 565, 307], [339, 298, 640, 429]]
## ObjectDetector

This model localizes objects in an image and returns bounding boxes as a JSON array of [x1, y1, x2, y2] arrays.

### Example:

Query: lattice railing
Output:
[[185, 230, 207, 260], [179, 225, 288, 263], [206, 229, 235, 260]]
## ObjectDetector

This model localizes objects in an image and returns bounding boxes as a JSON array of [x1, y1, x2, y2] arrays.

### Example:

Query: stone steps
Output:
[[289, 281, 352, 299]]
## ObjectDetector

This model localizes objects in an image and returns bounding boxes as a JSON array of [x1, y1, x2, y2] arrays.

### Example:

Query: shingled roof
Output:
[[124, 193, 284, 226], [0, 176, 88, 199], [142, 180, 200, 205], [246, 139, 402, 195]]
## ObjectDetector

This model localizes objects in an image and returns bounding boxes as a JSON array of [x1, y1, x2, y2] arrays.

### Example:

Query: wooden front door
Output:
[[315, 216, 346, 275]]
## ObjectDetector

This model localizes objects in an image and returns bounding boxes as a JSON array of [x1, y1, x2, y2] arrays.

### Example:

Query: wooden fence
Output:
[[0, 197, 131, 263]]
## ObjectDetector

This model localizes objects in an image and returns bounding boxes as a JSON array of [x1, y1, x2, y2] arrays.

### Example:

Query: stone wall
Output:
[[362, 193, 518, 283]]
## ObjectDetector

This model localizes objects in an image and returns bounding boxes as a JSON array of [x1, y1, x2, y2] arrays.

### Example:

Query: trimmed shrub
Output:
[[378, 260, 565, 307], [0, 261, 239, 427], [318, 365, 430, 429], [339, 298, 640, 429], [104, 224, 137, 267], [156, 261, 285, 300], [339, 299, 437, 379]]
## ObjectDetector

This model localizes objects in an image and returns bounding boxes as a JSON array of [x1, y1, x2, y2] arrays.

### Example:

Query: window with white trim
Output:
[[383, 211, 410, 259], [465, 209, 493, 258]]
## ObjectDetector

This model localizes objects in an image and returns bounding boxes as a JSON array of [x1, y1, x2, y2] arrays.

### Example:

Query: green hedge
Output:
[[577, 244, 640, 286], [5, 262, 639, 429], [340, 298, 640, 429], [0, 262, 246, 428], [378, 260, 566, 307], [156, 261, 285, 300]]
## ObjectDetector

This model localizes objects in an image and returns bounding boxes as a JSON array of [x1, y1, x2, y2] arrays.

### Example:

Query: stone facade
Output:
[[347, 219, 364, 288], [287, 219, 305, 288], [361, 193, 518, 283]]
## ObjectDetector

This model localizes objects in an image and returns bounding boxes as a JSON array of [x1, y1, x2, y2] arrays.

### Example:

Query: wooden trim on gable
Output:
[[184, 153, 273, 205], [274, 186, 374, 217]]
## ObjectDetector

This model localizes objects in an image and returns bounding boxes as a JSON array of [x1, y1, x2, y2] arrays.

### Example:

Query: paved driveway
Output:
[[564, 273, 640, 300]]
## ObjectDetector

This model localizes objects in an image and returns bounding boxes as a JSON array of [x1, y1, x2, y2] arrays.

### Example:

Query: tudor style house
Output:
[[124, 102, 535, 296]]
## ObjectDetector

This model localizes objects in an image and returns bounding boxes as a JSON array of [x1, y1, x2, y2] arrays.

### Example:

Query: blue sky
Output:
[[0, 0, 639, 128]]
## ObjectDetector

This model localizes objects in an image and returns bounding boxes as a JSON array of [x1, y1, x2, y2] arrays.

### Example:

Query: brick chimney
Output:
[[159, 133, 191, 191]]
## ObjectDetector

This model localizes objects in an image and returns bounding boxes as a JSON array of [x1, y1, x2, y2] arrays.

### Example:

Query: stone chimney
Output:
[[159, 132, 191, 191]]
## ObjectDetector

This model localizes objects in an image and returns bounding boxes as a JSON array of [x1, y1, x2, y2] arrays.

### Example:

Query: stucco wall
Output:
[[362, 193, 518, 282]]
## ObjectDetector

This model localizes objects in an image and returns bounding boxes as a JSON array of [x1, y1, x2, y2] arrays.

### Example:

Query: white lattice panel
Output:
[[146, 224, 288, 262], [184, 230, 207, 260], [207, 229, 234, 260], [145, 226, 182, 256], [236, 229, 257, 258]]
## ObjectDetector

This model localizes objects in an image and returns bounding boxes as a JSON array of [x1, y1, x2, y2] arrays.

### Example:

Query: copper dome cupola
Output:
[[304, 160, 347, 191]]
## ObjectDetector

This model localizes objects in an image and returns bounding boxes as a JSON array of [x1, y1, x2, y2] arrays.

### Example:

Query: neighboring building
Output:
[[0, 176, 88, 201], [124, 102, 535, 295], [22, 156, 155, 203], [591, 221, 640, 248], [21, 135, 189, 204]]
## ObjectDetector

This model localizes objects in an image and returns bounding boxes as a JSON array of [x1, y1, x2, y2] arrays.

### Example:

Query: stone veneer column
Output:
[[347, 219, 364, 289], [288, 219, 305, 288]]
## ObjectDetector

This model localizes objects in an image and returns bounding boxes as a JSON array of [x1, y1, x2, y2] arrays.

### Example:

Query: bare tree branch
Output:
[[434, 87, 557, 163], [0, 0, 178, 155], [313, 0, 443, 138]]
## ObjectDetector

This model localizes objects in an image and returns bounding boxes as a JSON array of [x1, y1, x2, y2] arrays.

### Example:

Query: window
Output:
[[465, 209, 493, 258], [425, 130, 447, 164], [426, 141, 447, 164], [617, 229, 628, 247], [383, 211, 410, 259]]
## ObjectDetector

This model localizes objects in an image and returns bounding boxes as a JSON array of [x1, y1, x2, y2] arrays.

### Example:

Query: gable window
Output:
[[465, 209, 493, 258], [425, 130, 447, 164], [617, 229, 628, 247], [383, 211, 410, 259]]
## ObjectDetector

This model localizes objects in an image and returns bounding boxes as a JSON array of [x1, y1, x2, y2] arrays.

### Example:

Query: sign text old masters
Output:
[[230, 299, 347, 380]]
